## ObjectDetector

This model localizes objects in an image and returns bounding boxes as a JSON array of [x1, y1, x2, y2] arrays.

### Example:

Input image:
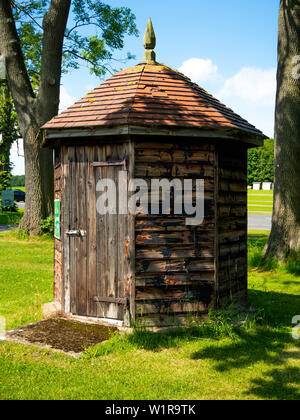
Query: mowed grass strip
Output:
[[0, 210, 24, 225], [0, 234, 53, 329], [248, 190, 273, 215], [0, 232, 299, 400]]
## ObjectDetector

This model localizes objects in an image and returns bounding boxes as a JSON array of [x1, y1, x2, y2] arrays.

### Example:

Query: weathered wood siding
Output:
[[134, 140, 216, 325], [216, 144, 248, 306], [54, 148, 63, 308], [60, 142, 132, 321], [54, 138, 249, 326]]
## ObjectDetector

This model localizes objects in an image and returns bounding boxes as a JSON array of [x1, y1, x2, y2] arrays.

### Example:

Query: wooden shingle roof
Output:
[[43, 63, 266, 145]]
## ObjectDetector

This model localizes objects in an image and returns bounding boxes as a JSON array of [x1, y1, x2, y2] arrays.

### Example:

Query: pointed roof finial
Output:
[[143, 18, 156, 64]]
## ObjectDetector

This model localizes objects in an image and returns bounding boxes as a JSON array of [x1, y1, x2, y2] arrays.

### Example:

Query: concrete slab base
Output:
[[42, 301, 62, 318]]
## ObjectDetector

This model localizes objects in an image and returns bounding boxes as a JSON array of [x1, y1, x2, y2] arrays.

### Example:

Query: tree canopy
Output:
[[12, 0, 138, 87], [0, 0, 138, 234]]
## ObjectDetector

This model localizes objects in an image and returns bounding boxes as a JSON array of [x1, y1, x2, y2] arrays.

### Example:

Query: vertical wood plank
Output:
[[214, 147, 219, 307], [68, 146, 77, 314], [62, 146, 70, 313], [118, 145, 129, 321], [107, 164, 118, 319], [76, 146, 88, 315], [128, 139, 136, 323], [96, 146, 106, 318], [87, 146, 97, 316]]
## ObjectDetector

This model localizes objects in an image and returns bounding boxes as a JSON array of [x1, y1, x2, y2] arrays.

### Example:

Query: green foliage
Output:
[[0, 210, 23, 224], [0, 82, 21, 176], [9, 175, 25, 187], [12, 0, 138, 86], [248, 138, 274, 185], [248, 231, 300, 275], [17, 22, 43, 91], [40, 216, 54, 236], [12, 228, 30, 240], [285, 250, 300, 276], [0, 170, 12, 193], [248, 232, 278, 271]]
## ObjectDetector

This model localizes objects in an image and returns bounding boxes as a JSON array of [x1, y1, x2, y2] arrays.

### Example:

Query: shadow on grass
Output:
[[84, 326, 222, 357], [190, 328, 293, 370], [85, 287, 300, 359], [248, 366, 300, 400], [189, 327, 300, 400], [248, 289, 300, 327]]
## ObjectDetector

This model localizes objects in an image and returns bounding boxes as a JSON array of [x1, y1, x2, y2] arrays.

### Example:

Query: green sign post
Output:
[[1, 190, 14, 211], [54, 199, 60, 239]]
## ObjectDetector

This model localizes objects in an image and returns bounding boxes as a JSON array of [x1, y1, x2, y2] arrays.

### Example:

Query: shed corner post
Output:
[[214, 145, 220, 309], [127, 138, 136, 327]]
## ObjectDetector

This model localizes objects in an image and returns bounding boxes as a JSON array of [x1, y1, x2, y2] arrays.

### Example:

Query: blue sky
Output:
[[12, 0, 280, 174]]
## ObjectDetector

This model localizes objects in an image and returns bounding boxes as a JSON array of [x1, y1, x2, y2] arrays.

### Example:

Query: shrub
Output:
[[40, 216, 54, 236], [285, 250, 300, 275]]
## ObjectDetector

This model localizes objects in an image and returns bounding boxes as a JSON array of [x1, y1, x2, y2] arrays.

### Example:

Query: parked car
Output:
[[11, 189, 26, 202]]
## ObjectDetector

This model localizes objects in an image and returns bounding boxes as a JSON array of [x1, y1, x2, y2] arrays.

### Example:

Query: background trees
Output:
[[0, 0, 137, 234], [248, 139, 274, 186], [0, 81, 20, 193]]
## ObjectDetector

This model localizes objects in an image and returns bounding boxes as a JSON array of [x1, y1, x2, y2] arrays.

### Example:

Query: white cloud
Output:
[[178, 58, 276, 138], [215, 67, 276, 137], [218, 67, 276, 105], [59, 86, 76, 112], [178, 58, 219, 84]]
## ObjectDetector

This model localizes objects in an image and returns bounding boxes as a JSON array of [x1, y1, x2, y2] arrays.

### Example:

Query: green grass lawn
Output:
[[0, 209, 24, 225], [248, 190, 273, 215], [0, 187, 25, 225], [0, 231, 299, 400], [0, 234, 53, 329], [8, 186, 26, 192]]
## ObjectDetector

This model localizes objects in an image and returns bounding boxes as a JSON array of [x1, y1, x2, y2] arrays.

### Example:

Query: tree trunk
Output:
[[0, 0, 71, 234], [21, 122, 44, 234], [265, 0, 300, 260]]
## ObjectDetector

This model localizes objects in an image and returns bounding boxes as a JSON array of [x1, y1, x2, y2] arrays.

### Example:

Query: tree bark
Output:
[[265, 0, 300, 259], [0, 0, 71, 234]]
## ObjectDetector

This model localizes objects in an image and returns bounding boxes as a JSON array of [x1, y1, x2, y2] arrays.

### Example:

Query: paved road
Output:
[[248, 214, 272, 231], [0, 224, 18, 233], [16, 201, 25, 209], [1, 213, 272, 233]]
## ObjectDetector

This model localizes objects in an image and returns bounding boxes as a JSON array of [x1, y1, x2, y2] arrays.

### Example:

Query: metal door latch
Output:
[[66, 230, 87, 237]]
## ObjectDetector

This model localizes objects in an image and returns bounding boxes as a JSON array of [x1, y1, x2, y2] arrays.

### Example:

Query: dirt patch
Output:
[[7, 318, 117, 354]]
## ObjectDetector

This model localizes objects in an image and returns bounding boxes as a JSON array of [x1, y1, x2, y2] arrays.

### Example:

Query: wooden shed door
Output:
[[66, 151, 128, 320]]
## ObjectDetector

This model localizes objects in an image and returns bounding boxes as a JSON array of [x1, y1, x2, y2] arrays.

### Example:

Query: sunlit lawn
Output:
[[0, 209, 24, 225], [0, 187, 25, 225], [248, 190, 273, 215], [0, 230, 299, 400]]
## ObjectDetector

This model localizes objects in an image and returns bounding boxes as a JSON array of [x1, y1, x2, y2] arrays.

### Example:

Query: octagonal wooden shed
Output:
[[43, 21, 266, 327]]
